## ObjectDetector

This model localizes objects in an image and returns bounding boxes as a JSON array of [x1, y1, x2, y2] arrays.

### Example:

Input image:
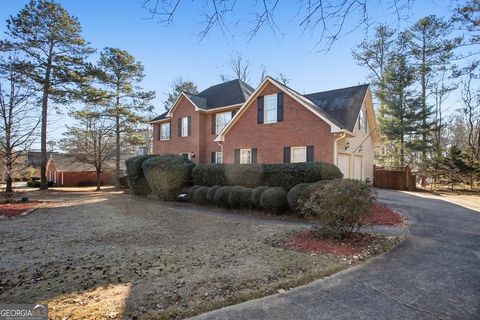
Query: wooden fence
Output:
[[373, 165, 416, 191]]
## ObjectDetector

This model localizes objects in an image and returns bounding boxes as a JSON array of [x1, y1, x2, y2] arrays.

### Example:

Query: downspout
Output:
[[333, 133, 347, 166], [217, 140, 224, 163]]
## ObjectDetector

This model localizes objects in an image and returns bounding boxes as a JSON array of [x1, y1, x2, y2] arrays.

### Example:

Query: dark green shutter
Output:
[[168, 122, 171, 139], [257, 96, 264, 124], [252, 148, 257, 164], [187, 116, 191, 136], [211, 114, 216, 134], [307, 145, 314, 162], [157, 125, 161, 140], [211, 152, 216, 163], [178, 118, 182, 137], [234, 149, 240, 164], [277, 92, 284, 122], [284, 147, 291, 163]]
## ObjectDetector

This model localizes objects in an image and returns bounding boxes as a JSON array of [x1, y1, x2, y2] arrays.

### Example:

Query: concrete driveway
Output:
[[191, 189, 480, 320]]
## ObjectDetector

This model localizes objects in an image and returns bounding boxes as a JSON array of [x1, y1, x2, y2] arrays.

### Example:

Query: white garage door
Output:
[[337, 154, 350, 178], [353, 155, 363, 180]]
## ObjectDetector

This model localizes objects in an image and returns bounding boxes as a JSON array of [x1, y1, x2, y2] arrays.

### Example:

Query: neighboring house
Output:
[[26, 150, 59, 178], [151, 76, 378, 180], [46, 154, 124, 187]]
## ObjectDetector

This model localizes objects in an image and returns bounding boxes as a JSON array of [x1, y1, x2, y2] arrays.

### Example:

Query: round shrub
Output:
[[260, 187, 289, 214], [125, 155, 154, 195], [186, 185, 202, 201], [213, 186, 233, 208], [206, 185, 221, 202], [228, 186, 253, 208], [251, 186, 269, 208], [192, 186, 209, 205], [302, 179, 375, 238], [287, 180, 330, 212], [142, 154, 195, 201]]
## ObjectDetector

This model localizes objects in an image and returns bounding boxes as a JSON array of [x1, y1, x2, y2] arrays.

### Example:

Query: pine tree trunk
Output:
[[40, 47, 53, 190], [115, 114, 120, 188]]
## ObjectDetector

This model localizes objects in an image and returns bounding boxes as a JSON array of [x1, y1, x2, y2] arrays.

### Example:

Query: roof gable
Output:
[[196, 79, 254, 109]]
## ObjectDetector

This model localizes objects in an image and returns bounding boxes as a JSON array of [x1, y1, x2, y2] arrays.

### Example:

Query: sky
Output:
[[0, 0, 461, 145]]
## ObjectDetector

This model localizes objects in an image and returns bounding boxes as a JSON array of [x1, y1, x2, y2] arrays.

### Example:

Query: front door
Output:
[[337, 153, 351, 179], [353, 155, 363, 180]]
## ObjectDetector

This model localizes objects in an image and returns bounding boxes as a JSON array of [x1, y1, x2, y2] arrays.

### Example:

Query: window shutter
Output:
[[211, 114, 216, 134], [231, 110, 236, 117], [211, 152, 216, 163], [251, 148, 257, 164], [284, 147, 291, 163], [307, 145, 314, 162], [277, 92, 284, 122], [187, 116, 192, 136], [257, 96, 264, 124], [234, 149, 240, 163], [178, 118, 182, 137], [169, 122, 171, 139], [157, 125, 161, 140]]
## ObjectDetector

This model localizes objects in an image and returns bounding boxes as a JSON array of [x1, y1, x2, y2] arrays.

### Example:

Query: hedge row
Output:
[[191, 162, 342, 190], [125, 155, 154, 196]]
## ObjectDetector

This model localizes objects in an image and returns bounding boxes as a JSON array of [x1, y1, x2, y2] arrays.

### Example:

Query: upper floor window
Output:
[[240, 149, 252, 164], [291, 146, 307, 163], [181, 116, 189, 137], [264, 94, 278, 124], [159, 123, 170, 140], [216, 111, 232, 134], [358, 108, 367, 132]]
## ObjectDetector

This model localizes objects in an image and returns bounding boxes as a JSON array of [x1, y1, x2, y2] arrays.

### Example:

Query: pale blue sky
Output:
[[0, 0, 461, 143]]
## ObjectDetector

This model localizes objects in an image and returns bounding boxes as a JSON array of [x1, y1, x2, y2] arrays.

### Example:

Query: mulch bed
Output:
[[285, 230, 375, 256], [361, 204, 403, 226], [0, 201, 43, 218]]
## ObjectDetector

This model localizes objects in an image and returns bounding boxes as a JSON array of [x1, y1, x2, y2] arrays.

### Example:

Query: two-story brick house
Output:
[[151, 77, 378, 180]]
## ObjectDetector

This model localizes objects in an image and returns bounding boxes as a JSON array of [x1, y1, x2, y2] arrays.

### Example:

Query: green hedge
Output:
[[192, 186, 209, 205], [251, 186, 269, 208], [213, 186, 233, 208], [125, 155, 154, 196], [206, 185, 221, 202], [287, 180, 330, 212], [142, 154, 195, 200], [260, 187, 289, 213], [191, 162, 342, 190], [27, 180, 54, 188], [228, 186, 252, 208]]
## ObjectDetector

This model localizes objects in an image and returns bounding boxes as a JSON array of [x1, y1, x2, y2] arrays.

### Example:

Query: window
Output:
[[291, 146, 307, 163], [240, 149, 252, 164], [215, 112, 232, 134], [358, 108, 367, 132], [215, 152, 223, 164], [181, 117, 188, 137], [264, 94, 277, 124], [159, 123, 170, 140]]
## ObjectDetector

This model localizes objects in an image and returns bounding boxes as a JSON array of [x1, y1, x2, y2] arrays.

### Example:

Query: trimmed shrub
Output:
[[77, 180, 101, 187], [251, 186, 269, 208], [27, 181, 53, 188], [302, 179, 375, 238], [287, 180, 330, 212], [192, 186, 209, 205], [213, 186, 233, 208], [191, 162, 342, 190], [206, 185, 221, 202], [142, 154, 195, 201], [186, 185, 202, 201], [260, 187, 289, 213], [119, 176, 129, 188], [125, 155, 154, 196], [228, 186, 253, 208]]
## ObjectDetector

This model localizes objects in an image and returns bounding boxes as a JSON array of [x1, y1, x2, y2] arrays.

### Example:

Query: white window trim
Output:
[[181, 117, 188, 137], [215, 152, 223, 164], [160, 123, 170, 140], [240, 149, 252, 164], [291, 146, 307, 163], [180, 152, 192, 160], [215, 111, 232, 134], [264, 94, 278, 124]]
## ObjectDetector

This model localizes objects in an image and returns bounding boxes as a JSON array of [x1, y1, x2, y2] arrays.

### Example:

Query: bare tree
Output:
[[218, 52, 250, 83], [0, 54, 39, 194], [142, 0, 414, 50]]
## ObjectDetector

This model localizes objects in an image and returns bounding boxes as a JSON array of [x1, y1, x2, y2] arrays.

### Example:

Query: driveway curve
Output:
[[191, 189, 480, 320]]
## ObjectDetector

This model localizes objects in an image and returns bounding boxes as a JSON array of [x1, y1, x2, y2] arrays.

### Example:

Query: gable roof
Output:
[[150, 79, 254, 122], [49, 154, 124, 172]]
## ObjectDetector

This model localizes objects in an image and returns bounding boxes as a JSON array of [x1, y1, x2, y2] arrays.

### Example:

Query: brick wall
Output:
[[55, 171, 113, 187], [222, 82, 335, 164]]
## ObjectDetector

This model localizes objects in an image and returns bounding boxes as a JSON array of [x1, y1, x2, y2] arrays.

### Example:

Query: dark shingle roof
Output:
[[50, 154, 124, 172], [196, 79, 254, 109], [151, 111, 168, 122], [303, 84, 369, 132]]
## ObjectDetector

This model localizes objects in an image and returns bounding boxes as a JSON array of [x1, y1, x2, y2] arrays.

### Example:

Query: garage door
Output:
[[337, 154, 350, 178], [353, 155, 363, 180]]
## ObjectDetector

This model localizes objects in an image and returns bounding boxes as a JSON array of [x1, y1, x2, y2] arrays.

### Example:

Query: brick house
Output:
[[151, 77, 378, 180], [46, 154, 122, 187]]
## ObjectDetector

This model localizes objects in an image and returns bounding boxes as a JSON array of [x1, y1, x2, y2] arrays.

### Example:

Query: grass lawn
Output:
[[0, 191, 399, 319]]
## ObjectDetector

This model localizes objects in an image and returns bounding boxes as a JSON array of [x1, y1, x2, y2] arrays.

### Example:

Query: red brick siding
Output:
[[58, 171, 113, 187], [222, 82, 335, 164]]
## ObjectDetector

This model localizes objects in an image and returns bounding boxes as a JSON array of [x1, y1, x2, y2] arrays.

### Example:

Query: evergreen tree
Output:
[[1, 0, 93, 189], [164, 77, 198, 111], [96, 47, 155, 188]]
